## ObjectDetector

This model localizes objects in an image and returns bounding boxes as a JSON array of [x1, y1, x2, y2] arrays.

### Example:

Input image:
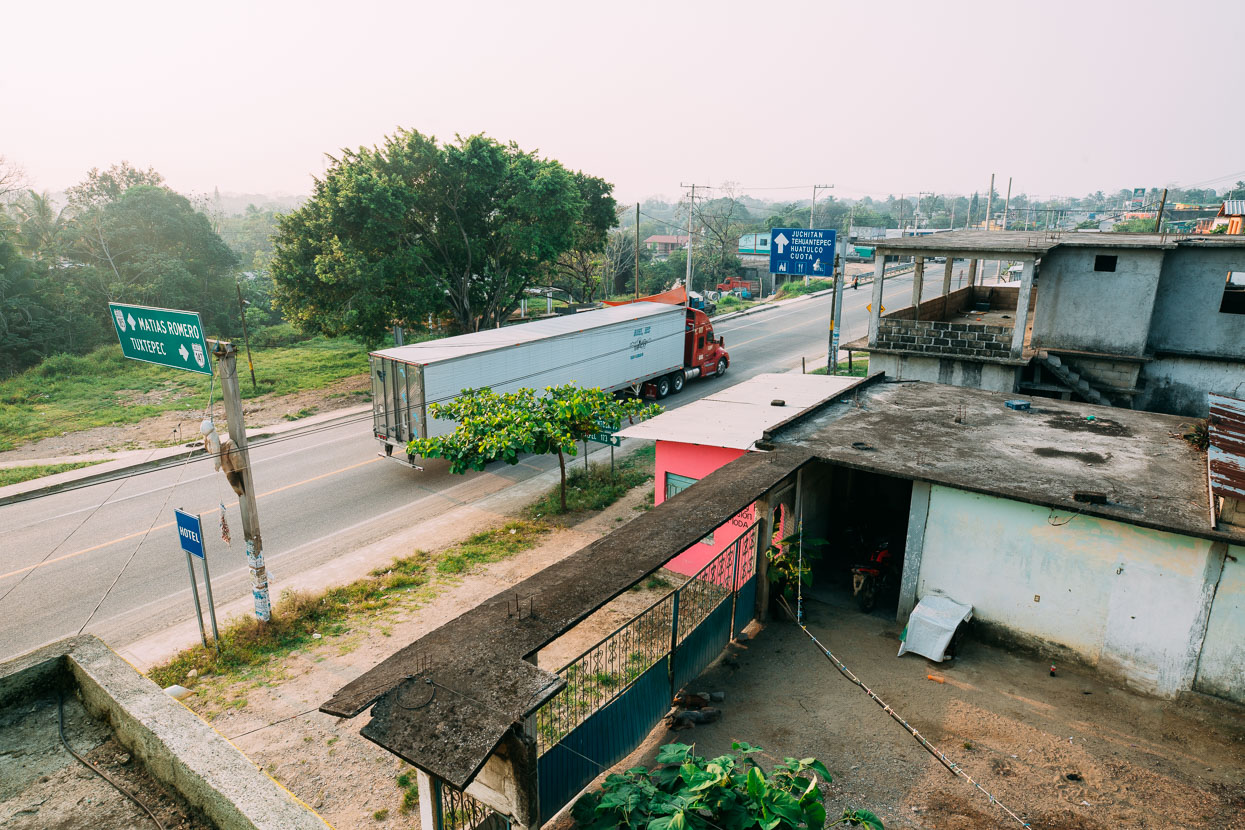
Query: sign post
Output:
[[174, 508, 215, 649], [108, 303, 212, 375]]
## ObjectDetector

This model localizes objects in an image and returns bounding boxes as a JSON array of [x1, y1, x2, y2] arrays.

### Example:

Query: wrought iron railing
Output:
[[533, 520, 760, 754], [436, 780, 510, 830]]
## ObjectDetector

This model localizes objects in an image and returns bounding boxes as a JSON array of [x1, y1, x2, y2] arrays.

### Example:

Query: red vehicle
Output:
[[715, 276, 761, 297], [607, 287, 730, 398]]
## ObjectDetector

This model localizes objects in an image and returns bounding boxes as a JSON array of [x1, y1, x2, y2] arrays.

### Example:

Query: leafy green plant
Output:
[[410, 384, 661, 512], [766, 531, 827, 604], [572, 742, 882, 830]]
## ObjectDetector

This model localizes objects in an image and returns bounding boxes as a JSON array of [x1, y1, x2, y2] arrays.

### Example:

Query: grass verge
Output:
[[0, 337, 370, 451], [773, 278, 833, 299], [811, 355, 870, 377], [146, 520, 549, 690], [0, 460, 105, 487], [525, 443, 655, 519]]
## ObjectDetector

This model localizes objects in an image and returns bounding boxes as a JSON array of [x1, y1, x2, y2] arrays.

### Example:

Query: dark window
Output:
[[1094, 255, 1117, 272], [1221, 271, 1245, 315], [697, 335, 705, 349]]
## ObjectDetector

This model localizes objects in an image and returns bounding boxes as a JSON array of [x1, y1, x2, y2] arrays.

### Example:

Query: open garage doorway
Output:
[[797, 461, 913, 619]]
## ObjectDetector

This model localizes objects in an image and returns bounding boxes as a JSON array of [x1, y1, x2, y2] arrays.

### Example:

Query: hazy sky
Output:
[[6, 0, 1244, 205]]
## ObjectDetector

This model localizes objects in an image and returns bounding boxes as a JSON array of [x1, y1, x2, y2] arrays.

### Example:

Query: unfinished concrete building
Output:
[[851, 230, 1245, 416]]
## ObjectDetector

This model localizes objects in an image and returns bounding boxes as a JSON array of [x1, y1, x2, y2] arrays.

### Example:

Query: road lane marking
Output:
[[0, 456, 383, 582]]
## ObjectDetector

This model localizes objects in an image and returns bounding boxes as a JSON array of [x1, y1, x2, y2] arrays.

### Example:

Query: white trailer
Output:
[[370, 302, 688, 460]]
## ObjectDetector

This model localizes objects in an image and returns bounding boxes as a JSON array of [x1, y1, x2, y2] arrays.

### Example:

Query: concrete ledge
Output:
[[2, 636, 331, 830]]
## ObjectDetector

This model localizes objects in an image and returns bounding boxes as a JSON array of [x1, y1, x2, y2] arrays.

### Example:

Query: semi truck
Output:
[[369, 291, 729, 464]]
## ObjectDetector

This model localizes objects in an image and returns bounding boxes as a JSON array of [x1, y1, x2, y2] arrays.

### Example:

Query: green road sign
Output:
[[588, 432, 621, 446], [109, 302, 213, 375]]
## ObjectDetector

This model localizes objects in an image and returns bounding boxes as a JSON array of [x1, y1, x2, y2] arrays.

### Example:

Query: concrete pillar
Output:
[[897, 481, 931, 622], [911, 257, 925, 321], [941, 258, 954, 296], [417, 771, 437, 830], [1009, 259, 1036, 359], [465, 726, 540, 830], [967, 258, 979, 287], [867, 256, 886, 346], [753, 495, 774, 622]]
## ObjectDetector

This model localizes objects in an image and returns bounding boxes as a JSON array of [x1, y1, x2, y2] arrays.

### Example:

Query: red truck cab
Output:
[[684, 307, 728, 380]]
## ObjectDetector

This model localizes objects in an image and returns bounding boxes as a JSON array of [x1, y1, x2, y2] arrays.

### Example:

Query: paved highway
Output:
[[0, 271, 940, 660]]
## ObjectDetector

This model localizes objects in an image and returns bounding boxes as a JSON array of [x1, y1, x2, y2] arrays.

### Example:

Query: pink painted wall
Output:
[[655, 440, 754, 578]]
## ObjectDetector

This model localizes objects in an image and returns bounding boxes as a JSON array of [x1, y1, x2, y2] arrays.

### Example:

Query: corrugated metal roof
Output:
[[1220, 200, 1245, 216], [371, 302, 680, 365], [1209, 393, 1245, 502]]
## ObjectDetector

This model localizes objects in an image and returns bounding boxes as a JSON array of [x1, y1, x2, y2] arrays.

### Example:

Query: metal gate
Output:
[[534, 521, 761, 821]]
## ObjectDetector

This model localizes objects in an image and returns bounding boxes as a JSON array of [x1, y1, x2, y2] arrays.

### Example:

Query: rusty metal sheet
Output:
[[1209, 393, 1245, 501]]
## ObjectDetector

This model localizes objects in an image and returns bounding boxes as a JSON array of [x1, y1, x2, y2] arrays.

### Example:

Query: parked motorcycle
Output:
[[850, 538, 896, 613]]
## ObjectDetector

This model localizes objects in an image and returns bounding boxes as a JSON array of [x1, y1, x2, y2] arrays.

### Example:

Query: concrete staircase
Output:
[[1035, 351, 1112, 406]]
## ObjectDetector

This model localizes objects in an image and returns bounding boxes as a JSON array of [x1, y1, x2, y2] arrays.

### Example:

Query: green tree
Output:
[[65, 161, 164, 210], [0, 229, 65, 375], [1111, 217, 1158, 233], [409, 384, 660, 512], [272, 129, 607, 342]]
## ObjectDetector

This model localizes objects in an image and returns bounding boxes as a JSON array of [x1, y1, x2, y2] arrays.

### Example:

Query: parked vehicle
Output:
[[715, 276, 761, 298], [369, 290, 729, 464], [687, 290, 717, 315], [850, 536, 897, 613]]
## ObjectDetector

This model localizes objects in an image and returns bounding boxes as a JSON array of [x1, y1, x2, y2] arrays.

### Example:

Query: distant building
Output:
[[1195, 200, 1245, 234], [643, 234, 688, 259]]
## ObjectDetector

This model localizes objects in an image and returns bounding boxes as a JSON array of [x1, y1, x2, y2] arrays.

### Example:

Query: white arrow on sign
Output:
[[773, 232, 789, 254], [179, 344, 190, 361], [127, 313, 137, 329]]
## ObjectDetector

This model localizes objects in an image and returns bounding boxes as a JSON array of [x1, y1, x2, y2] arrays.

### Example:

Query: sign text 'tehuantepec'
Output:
[[109, 303, 212, 375]]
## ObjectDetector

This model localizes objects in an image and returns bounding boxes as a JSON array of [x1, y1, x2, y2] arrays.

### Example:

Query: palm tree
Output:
[[13, 190, 71, 265]]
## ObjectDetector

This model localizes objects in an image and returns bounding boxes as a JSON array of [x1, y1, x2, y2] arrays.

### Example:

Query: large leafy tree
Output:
[[272, 129, 611, 342], [409, 384, 660, 512], [65, 161, 164, 210]]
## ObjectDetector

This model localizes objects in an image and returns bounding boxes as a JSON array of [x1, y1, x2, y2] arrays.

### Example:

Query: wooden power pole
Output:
[[214, 341, 271, 622]]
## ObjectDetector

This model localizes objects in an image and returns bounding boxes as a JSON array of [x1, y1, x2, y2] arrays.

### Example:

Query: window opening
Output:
[[1221, 271, 1245, 315], [665, 472, 697, 500], [1093, 255, 1117, 272]]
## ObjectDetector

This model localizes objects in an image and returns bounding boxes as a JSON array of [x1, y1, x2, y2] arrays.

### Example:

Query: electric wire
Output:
[[58, 691, 167, 830]]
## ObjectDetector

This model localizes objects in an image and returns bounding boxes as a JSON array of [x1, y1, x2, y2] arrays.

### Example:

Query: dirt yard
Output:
[[608, 587, 1245, 830], [0, 374, 369, 462], [167, 486, 665, 830]]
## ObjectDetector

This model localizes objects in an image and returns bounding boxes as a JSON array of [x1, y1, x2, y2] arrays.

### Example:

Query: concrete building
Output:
[[849, 229, 1245, 417], [1195, 199, 1245, 235], [642, 234, 687, 259]]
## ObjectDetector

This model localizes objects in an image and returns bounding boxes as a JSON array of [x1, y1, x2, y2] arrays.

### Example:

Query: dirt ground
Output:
[[171, 486, 665, 830], [0, 374, 369, 462], [607, 587, 1245, 830], [0, 690, 210, 829]]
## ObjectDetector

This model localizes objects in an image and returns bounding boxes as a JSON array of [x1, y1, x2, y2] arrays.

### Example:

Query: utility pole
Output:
[[1002, 177, 1013, 230], [985, 174, 995, 231], [810, 184, 833, 229], [234, 282, 258, 392], [1154, 188, 1168, 233], [681, 183, 704, 303], [828, 207, 851, 375], [214, 340, 271, 622], [635, 202, 640, 299], [898, 193, 904, 235], [949, 200, 956, 230]]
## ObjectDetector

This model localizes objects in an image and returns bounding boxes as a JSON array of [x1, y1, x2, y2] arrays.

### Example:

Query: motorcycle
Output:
[[850, 537, 896, 613]]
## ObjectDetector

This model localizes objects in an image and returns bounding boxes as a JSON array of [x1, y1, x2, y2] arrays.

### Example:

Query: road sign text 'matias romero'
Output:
[[109, 302, 213, 375]]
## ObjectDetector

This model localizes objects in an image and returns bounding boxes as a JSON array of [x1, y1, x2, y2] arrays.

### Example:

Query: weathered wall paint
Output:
[[1194, 545, 1245, 704], [655, 440, 751, 576], [1148, 247, 1245, 359], [1031, 248, 1165, 356], [870, 353, 1018, 393], [1136, 355, 1245, 417], [916, 485, 1221, 697]]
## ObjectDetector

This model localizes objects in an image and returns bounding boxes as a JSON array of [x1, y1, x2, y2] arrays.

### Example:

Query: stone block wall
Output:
[[876, 319, 1012, 358]]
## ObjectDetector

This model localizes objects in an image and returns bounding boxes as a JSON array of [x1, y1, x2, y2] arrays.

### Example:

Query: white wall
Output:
[[916, 486, 1221, 697], [1194, 546, 1245, 704]]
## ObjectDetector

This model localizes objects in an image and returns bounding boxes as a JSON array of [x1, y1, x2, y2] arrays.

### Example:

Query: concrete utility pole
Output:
[[635, 202, 640, 299], [1154, 188, 1168, 233], [1002, 177, 1012, 231], [214, 341, 271, 622], [681, 183, 704, 302], [810, 184, 833, 229], [985, 174, 995, 231]]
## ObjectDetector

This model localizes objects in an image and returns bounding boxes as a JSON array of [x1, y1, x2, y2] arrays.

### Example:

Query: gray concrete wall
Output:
[[1031, 248, 1165, 356], [1147, 247, 1245, 359], [871, 353, 1018, 394], [1136, 355, 1245, 417]]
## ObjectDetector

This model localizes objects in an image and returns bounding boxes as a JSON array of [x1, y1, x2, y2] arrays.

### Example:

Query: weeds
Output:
[[811, 355, 870, 377], [283, 407, 319, 421], [0, 460, 104, 487], [396, 770, 419, 813], [525, 444, 655, 518]]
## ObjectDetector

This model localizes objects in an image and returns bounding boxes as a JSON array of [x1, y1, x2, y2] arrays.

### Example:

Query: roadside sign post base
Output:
[[200, 552, 221, 652]]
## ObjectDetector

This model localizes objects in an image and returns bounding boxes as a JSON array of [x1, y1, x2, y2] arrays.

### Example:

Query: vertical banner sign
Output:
[[108, 303, 212, 375]]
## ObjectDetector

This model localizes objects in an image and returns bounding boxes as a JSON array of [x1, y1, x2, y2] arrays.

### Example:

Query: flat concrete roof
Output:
[[871, 229, 1245, 258], [616, 373, 867, 449], [768, 381, 1244, 546], [322, 446, 812, 790]]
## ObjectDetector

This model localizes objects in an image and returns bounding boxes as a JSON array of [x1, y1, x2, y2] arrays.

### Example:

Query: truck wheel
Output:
[[670, 371, 685, 393], [655, 375, 671, 398], [715, 359, 727, 378]]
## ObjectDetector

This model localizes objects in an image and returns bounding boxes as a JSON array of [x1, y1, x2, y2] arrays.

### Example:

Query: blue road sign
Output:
[[175, 509, 206, 560], [768, 228, 836, 276]]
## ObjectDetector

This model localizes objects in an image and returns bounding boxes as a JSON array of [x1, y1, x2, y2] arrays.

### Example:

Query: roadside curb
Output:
[[0, 404, 372, 507]]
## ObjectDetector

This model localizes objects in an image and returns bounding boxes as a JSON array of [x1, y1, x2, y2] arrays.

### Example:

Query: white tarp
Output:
[[898, 595, 973, 662]]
